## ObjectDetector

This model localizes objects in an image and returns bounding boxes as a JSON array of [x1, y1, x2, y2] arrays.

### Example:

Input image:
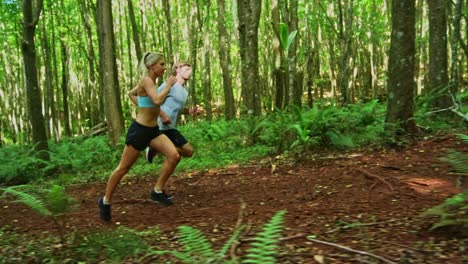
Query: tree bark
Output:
[[162, 0, 173, 61], [60, 39, 71, 136], [22, 0, 49, 160], [216, 0, 236, 119], [385, 0, 418, 135], [449, 0, 462, 92], [127, 0, 142, 60], [289, 0, 301, 107], [427, 0, 450, 110], [237, 0, 262, 115], [96, 0, 124, 145]]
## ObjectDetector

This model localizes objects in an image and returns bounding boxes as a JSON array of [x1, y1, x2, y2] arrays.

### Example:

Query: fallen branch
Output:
[[307, 237, 397, 264], [229, 200, 248, 260], [357, 168, 394, 192], [323, 218, 401, 234]]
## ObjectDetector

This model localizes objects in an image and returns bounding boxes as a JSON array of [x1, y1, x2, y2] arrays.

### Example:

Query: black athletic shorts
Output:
[[161, 129, 188, 148], [125, 121, 161, 151]]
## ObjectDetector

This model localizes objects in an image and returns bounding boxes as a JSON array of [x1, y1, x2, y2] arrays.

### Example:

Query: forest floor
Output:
[[1, 134, 467, 263]]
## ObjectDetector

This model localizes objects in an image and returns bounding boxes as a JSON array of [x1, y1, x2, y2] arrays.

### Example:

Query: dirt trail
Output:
[[1, 135, 466, 263]]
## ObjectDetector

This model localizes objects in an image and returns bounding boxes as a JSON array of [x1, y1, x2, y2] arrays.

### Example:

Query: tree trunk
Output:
[[272, 0, 284, 109], [80, 0, 101, 127], [427, 0, 450, 110], [39, 22, 56, 141], [96, 0, 124, 145], [22, 0, 49, 160], [449, 0, 462, 92], [203, 35, 212, 121], [127, 0, 142, 60], [385, 0, 418, 135], [162, 0, 173, 61], [337, 0, 354, 105], [189, 0, 203, 107], [237, 0, 262, 115], [289, 0, 301, 107], [216, 0, 236, 119], [60, 40, 71, 136]]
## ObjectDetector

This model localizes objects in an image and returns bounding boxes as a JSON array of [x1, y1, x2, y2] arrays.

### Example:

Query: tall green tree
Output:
[[96, 0, 124, 144], [427, 0, 450, 110], [216, 0, 235, 119], [385, 0, 418, 134], [22, 0, 49, 160], [237, 0, 262, 115]]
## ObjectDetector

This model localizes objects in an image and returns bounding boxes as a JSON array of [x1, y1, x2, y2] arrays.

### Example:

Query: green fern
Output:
[[242, 210, 287, 264], [0, 185, 75, 217], [0, 186, 51, 216], [440, 134, 467, 187], [179, 225, 216, 262], [421, 191, 468, 230], [155, 225, 245, 264]]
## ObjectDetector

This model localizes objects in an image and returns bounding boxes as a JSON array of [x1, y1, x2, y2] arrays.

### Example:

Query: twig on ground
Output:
[[323, 218, 401, 234], [307, 237, 397, 264], [357, 168, 394, 192], [229, 200, 247, 260]]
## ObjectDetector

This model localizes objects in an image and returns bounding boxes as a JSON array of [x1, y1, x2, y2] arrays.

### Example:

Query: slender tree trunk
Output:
[[81, 0, 101, 127], [127, 0, 142, 60], [237, 0, 262, 115], [203, 35, 212, 121], [162, 0, 173, 61], [96, 0, 124, 144], [427, 0, 450, 110], [272, 0, 284, 109], [385, 0, 418, 135], [189, 0, 203, 107], [60, 40, 71, 136], [216, 0, 235, 119], [337, 0, 354, 105], [289, 0, 301, 106], [39, 22, 56, 140], [22, 0, 49, 160], [449, 0, 462, 92]]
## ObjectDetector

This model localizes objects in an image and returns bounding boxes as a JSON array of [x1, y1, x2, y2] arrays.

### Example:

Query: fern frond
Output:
[[440, 150, 468, 174], [214, 225, 245, 263], [177, 225, 215, 261], [0, 187, 51, 216], [242, 210, 287, 264], [456, 134, 468, 143], [46, 185, 75, 215]]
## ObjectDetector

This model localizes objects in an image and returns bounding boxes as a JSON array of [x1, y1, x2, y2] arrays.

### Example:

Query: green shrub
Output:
[[420, 191, 468, 232], [77, 226, 149, 262]]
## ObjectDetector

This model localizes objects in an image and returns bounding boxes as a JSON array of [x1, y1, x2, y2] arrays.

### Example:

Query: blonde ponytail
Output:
[[138, 51, 164, 78]]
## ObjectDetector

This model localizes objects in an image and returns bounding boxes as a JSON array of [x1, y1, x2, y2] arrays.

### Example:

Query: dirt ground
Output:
[[1, 134, 467, 263]]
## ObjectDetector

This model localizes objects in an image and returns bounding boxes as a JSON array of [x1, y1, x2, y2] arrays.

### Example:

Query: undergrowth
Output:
[[0, 98, 465, 186], [0, 210, 287, 263]]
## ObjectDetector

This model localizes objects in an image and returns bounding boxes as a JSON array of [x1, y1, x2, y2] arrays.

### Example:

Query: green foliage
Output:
[[440, 134, 467, 187], [279, 22, 297, 51], [154, 225, 243, 264], [155, 211, 286, 264], [77, 226, 149, 262], [0, 136, 120, 185], [286, 101, 386, 152], [243, 210, 287, 264], [420, 191, 468, 231], [0, 185, 75, 218]]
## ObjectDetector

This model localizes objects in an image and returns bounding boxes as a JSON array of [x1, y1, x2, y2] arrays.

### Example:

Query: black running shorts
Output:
[[161, 129, 188, 148], [125, 121, 161, 151]]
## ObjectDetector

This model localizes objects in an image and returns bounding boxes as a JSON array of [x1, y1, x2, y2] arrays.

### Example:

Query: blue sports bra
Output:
[[138, 96, 156, 108]]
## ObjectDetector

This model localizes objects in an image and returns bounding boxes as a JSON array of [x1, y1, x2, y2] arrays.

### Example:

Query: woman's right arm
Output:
[[144, 76, 177, 106], [128, 85, 139, 106]]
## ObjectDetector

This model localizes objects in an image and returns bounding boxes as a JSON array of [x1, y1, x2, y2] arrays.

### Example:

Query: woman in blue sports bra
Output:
[[98, 52, 179, 222]]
